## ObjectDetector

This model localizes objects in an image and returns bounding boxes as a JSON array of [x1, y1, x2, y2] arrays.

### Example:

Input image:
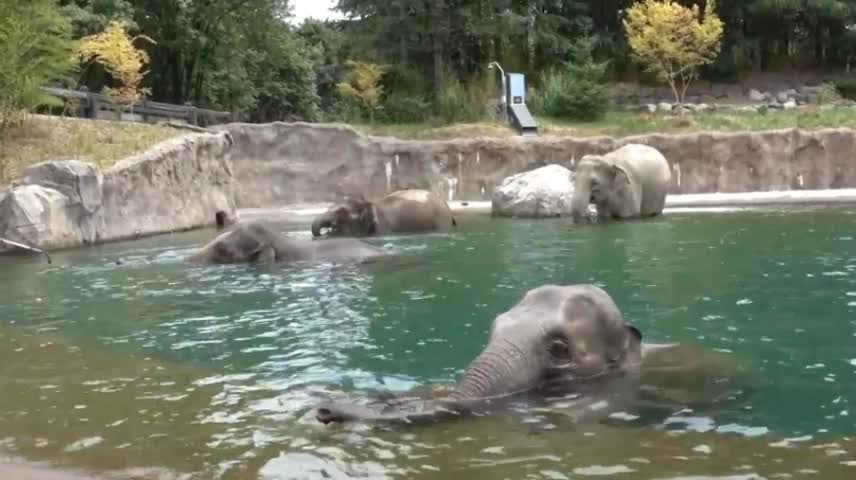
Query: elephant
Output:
[[313, 284, 757, 427], [570, 143, 672, 223], [186, 220, 385, 265], [314, 284, 647, 426], [310, 189, 457, 238]]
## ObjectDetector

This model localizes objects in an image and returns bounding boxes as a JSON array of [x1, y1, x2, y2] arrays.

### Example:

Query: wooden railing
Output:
[[42, 86, 233, 127]]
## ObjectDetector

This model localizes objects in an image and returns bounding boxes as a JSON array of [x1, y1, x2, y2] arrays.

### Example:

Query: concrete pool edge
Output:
[[238, 188, 856, 220]]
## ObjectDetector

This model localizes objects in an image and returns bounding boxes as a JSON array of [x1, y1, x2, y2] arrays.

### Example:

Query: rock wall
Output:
[[219, 122, 856, 207], [99, 131, 236, 241], [0, 131, 236, 252]]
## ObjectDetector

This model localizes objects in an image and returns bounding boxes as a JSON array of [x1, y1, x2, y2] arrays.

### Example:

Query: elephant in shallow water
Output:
[[571, 144, 672, 223], [314, 284, 755, 427], [187, 220, 384, 265], [311, 189, 457, 238]]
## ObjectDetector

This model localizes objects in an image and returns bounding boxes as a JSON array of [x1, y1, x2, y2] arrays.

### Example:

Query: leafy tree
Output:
[[0, 0, 77, 135], [623, 0, 724, 109], [76, 19, 155, 104], [337, 60, 385, 122]]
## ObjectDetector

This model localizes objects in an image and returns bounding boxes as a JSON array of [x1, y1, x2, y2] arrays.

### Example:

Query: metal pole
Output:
[[489, 62, 507, 123], [0, 237, 52, 264]]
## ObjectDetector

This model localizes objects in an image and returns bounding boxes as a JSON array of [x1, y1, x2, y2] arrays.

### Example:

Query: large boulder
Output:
[[0, 160, 103, 251], [0, 130, 236, 254], [491, 164, 576, 218], [99, 131, 237, 241]]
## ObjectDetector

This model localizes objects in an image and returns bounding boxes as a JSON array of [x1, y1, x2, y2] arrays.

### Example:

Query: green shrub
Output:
[[380, 91, 430, 123], [437, 78, 489, 123], [533, 37, 609, 121], [537, 63, 609, 121], [834, 77, 856, 100]]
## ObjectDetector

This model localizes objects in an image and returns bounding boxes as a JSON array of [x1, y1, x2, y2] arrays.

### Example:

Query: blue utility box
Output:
[[504, 72, 537, 136], [506, 73, 527, 106]]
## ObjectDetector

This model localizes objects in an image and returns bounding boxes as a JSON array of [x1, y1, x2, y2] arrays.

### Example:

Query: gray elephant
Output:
[[315, 284, 647, 425], [187, 220, 384, 265], [314, 284, 756, 427], [571, 143, 672, 223], [311, 189, 457, 238]]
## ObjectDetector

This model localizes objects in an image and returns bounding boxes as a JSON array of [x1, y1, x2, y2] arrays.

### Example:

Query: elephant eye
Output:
[[549, 339, 570, 359]]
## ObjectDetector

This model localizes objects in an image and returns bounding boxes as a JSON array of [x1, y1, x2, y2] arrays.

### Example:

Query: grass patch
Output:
[[353, 105, 856, 140], [0, 115, 179, 183]]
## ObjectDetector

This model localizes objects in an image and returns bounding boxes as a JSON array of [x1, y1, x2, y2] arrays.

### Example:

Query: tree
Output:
[[623, 0, 724, 109], [0, 0, 76, 149], [76, 19, 155, 104], [337, 60, 385, 122]]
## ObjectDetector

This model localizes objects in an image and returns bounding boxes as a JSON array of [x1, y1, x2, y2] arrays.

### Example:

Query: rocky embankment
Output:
[[0, 131, 235, 253], [3, 119, 856, 255], [218, 122, 856, 208]]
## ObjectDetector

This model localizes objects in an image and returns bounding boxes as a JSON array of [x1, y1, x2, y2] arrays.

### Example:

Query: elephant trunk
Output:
[[314, 339, 539, 425], [311, 214, 332, 237], [570, 178, 592, 223], [450, 338, 538, 401]]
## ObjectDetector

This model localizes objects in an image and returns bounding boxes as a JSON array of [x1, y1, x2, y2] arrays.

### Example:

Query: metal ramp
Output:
[[509, 103, 538, 137]]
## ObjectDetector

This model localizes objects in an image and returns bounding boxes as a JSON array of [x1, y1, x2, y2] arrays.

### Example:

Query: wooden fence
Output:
[[42, 86, 233, 127]]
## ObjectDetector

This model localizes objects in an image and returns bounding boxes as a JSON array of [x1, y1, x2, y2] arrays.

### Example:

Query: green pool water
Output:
[[1, 207, 855, 479]]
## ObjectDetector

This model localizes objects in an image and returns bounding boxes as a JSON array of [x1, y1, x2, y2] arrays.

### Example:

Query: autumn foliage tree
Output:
[[336, 60, 385, 122], [624, 0, 724, 110], [76, 19, 155, 104]]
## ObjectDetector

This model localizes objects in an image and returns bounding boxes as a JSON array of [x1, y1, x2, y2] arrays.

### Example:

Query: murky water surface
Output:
[[1, 207, 855, 479]]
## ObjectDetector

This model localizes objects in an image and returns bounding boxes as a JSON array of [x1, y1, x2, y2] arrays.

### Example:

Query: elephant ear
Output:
[[610, 164, 632, 184]]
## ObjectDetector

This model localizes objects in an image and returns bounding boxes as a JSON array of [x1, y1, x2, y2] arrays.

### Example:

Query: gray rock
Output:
[[783, 99, 798, 110], [695, 103, 712, 112], [644, 103, 657, 113], [99, 132, 237, 242], [776, 91, 791, 103], [0, 184, 87, 251], [20, 160, 102, 216], [657, 102, 673, 113], [491, 164, 576, 218], [748, 89, 766, 102], [0, 160, 104, 251], [0, 131, 236, 253], [767, 101, 783, 110]]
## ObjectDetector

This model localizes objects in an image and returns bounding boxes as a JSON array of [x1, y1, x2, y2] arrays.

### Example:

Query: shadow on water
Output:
[[0, 208, 855, 478]]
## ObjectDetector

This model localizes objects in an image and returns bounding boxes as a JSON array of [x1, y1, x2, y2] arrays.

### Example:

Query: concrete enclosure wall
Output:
[[219, 122, 856, 208]]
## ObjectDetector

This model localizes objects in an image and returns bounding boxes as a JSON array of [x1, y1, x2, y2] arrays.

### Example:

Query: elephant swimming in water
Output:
[[314, 284, 755, 427], [310, 189, 457, 238], [187, 220, 385, 265], [571, 144, 672, 223], [315, 284, 647, 425]]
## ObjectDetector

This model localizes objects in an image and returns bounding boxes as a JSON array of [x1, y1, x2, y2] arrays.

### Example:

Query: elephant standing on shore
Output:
[[187, 220, 384, 265], [311, 189, 457, 238], [571, 143, 672, 223]]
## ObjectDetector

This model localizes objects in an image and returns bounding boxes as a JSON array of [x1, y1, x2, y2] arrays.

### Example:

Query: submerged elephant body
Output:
[[571, 144, 672, 223], [188, 220, 384, 265], [315, 284, 646, 425], [311, 189, 457, 238]]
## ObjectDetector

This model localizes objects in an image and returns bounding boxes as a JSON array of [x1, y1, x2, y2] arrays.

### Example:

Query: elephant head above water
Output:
[[315, 284, 645, 425], [311, 189, 457, 238], [186, 220, 385, 265]]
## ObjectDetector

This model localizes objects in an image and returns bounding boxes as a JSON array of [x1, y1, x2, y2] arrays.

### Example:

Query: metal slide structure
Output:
[[505, 73, 539, 137]]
